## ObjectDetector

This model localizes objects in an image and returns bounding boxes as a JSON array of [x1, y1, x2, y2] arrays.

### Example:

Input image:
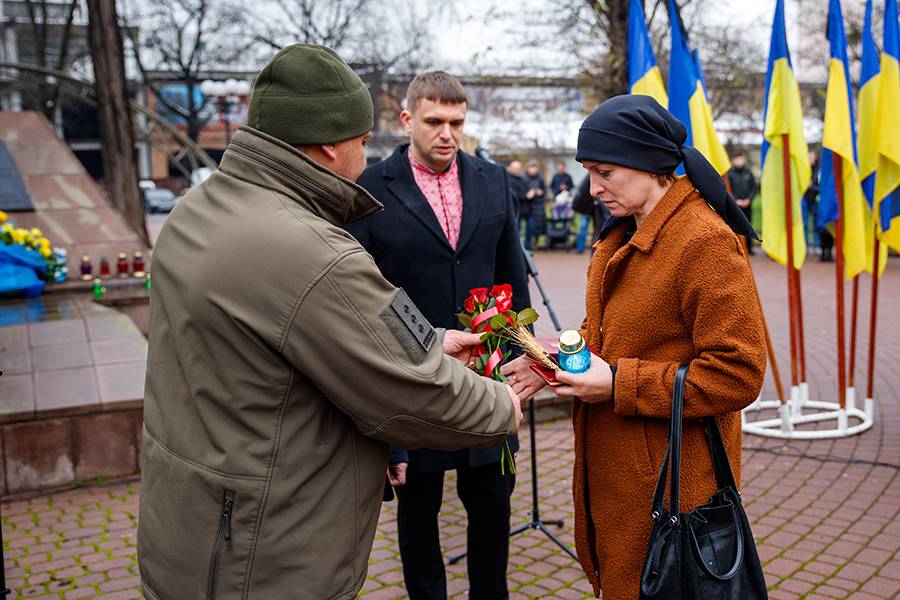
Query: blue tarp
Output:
[[0, 243, 47, 297]]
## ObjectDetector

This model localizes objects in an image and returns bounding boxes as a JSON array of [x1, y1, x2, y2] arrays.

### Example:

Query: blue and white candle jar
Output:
[[558, 330, 591, 374]]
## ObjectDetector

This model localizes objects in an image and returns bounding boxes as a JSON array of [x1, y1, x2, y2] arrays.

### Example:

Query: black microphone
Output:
[[474, 146, 495, 164]]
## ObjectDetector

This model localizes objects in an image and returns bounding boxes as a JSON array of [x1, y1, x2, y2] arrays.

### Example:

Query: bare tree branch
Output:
[[121, 0, 252, 140]]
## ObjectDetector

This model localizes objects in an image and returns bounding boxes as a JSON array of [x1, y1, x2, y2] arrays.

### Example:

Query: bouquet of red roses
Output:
[[456, 284, 539, 474]]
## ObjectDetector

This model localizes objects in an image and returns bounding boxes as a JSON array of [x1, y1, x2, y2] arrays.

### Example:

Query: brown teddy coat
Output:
[[573, 176, 766, 599]]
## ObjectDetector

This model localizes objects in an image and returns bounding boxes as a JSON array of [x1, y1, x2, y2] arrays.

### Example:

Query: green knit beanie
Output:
[[247, 44, 373, 146]]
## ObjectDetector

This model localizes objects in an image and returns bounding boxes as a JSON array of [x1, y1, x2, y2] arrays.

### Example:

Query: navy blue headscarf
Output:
[[575, 95, 758, 241]]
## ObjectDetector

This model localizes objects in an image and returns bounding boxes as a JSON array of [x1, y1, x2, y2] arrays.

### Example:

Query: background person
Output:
[[806, 150, 831, 261], [503, 95, 766, 600], [550, 159, 575, 197], [522, 160, 547, 250], [348, 71, 529, 600], [727, 152, 758, 254], [507, 159, 528, 220], [571, 173, 611, 253]]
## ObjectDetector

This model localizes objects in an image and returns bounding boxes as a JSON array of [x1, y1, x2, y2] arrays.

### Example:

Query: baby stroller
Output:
[[545, 190, 574, 250]]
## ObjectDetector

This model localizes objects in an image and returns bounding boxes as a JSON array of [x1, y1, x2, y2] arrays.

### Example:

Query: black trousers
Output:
[[396, 463, 515, 600]]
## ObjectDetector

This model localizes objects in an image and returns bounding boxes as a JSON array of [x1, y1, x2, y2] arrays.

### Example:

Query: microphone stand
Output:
[[448, 243, 577, 564]]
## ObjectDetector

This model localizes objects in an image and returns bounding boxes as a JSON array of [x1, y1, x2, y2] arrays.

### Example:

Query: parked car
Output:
[[143, 188, 177, 213]]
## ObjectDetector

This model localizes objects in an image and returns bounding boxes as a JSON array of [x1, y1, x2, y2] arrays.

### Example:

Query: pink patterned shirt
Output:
[[408, 150, 463, 249]]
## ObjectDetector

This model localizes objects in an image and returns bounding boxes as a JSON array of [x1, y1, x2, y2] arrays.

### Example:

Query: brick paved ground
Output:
[[2, 251, 899, 599]]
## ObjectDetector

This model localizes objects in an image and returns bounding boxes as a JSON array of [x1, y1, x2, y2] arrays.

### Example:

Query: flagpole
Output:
[[832, 153, 848, 421], [739, 238, 787, 406], [795, 257, 808, 406], [782, 134, 801, 421], [847, 275, 860, 409], [865, 235, 880, 417]]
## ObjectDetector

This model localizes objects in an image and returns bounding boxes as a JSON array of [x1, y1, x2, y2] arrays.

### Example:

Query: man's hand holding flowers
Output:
[[442, 329, 487, 364]]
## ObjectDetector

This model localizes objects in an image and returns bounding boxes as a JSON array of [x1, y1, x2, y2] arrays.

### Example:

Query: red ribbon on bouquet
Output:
[[471, 305, 514, 333], [484, 347, 503, 377]]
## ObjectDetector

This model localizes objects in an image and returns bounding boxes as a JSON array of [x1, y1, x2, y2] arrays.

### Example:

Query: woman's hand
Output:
[[554, 354, 614, 403], [500, 355, 546, 401]]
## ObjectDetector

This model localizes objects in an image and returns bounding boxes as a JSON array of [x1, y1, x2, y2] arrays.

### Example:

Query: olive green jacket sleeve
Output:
[[281, 247, 517, 449]]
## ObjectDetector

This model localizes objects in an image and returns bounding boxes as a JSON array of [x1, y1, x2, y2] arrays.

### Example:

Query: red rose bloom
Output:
[[469, 287, 489, 305], [490, 284, 513, 301], [464, 295, 476, 313]]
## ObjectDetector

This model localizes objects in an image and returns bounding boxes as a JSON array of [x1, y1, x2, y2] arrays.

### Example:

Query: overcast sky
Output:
[[431, 0, 816, 78]]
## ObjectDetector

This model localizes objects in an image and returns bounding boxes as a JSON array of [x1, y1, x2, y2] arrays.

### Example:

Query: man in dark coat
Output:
[[805, 150, 831, 260], [522, 160, 547, 250], [347, 71, 530, 600], [507, 159, 528, 219], [549, 160, 574, 197], [726, 152, 758, 254]]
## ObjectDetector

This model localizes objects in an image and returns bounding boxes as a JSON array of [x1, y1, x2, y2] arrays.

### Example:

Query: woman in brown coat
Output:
[[503, 95, 767, 599]]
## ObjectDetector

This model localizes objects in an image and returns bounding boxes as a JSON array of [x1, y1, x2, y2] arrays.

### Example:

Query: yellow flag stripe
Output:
[[630, 67, 669, 109], [823, 59, 868, 279], [687, 84, 730, 175], [875, 53, 900, 253], [857, 75, 880, 183], [761, 58, 810, 268], [854, 72, 888, 276]]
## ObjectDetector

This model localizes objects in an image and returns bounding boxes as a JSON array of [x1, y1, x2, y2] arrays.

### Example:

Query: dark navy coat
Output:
[[347, 144, 529, 473]]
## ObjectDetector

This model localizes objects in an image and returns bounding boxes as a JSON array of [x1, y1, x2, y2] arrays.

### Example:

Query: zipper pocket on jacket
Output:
[[206, 489, 235, 600]]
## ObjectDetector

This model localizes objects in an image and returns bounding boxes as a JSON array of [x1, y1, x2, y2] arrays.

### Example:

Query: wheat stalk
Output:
[[505, 325, 559, 371]]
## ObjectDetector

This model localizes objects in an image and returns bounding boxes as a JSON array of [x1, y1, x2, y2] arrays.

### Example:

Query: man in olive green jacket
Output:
[[137, 44, 521, 600]]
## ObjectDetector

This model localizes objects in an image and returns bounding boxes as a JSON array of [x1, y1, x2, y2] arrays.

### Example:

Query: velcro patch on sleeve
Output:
[[379, 289, 436, 363]]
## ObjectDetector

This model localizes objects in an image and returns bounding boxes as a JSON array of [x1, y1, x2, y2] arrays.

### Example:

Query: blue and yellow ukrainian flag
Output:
[[818, 0, 868, 279], [856, 0, 889, 274], [761, 0, 810, 268], [690, 49, 731, 175], [628, 0, 668, 106], [875, 0, 900, 251], [666, 0, 729, 175]]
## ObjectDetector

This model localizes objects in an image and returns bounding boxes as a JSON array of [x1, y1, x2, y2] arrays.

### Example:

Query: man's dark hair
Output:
[[406, 71, 467, 113]]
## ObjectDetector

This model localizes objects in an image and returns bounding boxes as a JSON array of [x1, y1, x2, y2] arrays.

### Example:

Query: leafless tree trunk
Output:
[[511, 0, 702, 103], [585, 0, 630, 99], [86, 0, 149, 246]]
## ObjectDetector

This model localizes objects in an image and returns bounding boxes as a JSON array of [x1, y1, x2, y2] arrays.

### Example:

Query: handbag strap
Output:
[[651, 365, 689, 522], [687, 488, 746, 580], [703, 416, 738, 492]]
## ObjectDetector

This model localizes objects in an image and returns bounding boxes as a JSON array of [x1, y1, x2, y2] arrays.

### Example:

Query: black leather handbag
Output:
[[639, 365, 768, 599]]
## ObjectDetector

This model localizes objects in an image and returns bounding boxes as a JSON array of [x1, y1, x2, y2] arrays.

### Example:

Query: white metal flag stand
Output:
[[742, 151, 879, 441], [742, 385, 875, 440]]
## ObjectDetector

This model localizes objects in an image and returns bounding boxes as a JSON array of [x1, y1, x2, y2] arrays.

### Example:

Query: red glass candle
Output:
[[132, 251, 146, 278], [99, 257, 111, 277], [117, 252, 129, 277]]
